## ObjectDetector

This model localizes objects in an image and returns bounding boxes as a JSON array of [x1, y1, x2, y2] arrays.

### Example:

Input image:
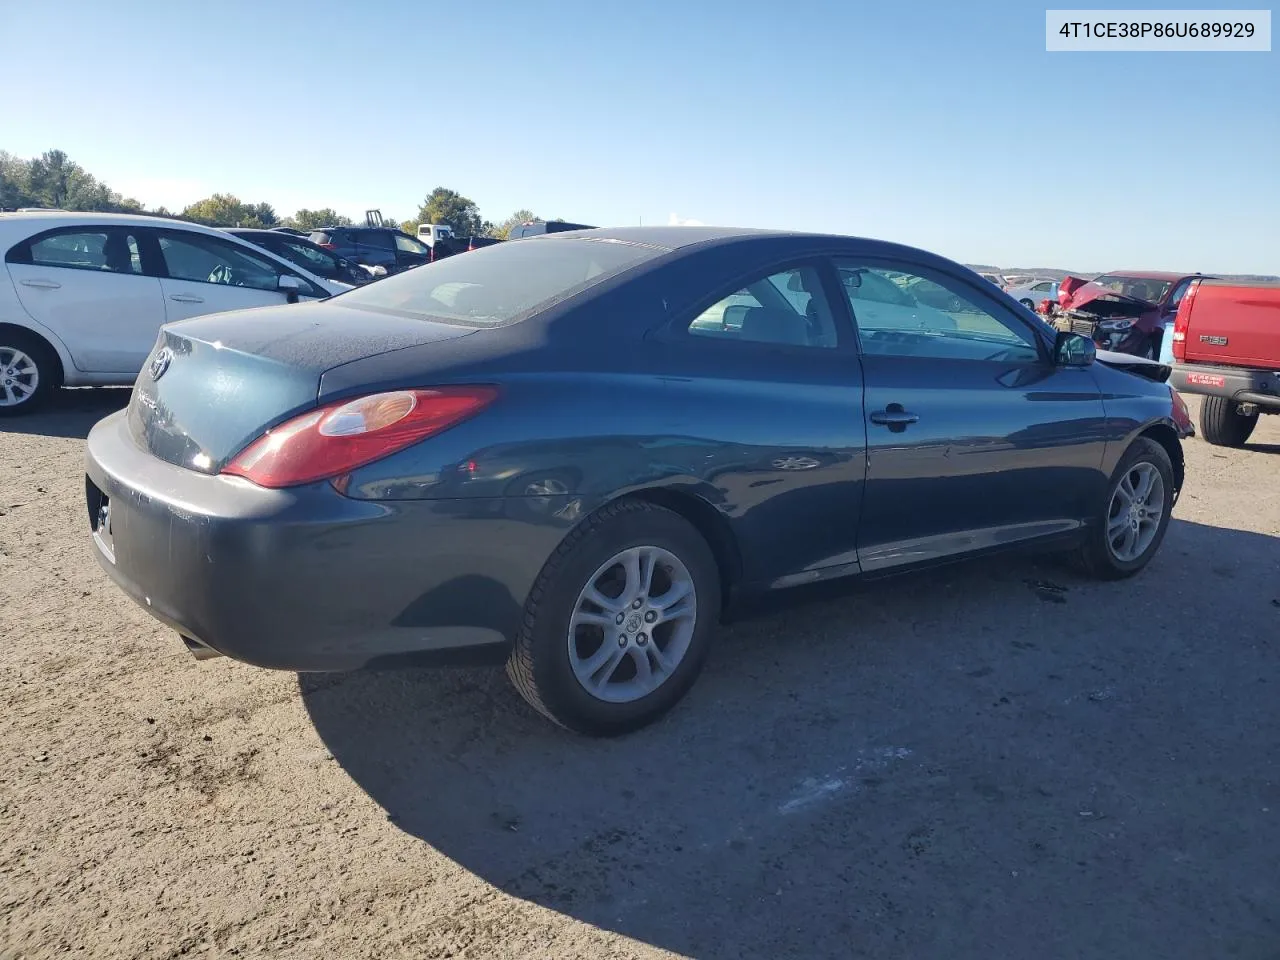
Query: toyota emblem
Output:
[[148, 347, 173, 381]]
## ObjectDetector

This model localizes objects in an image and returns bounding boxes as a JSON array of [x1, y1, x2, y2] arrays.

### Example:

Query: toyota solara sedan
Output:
[[84, 226, 1194, 735]]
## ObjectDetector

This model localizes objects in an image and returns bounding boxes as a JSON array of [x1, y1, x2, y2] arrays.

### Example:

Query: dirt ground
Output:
[[1, 390, 1278, 960]]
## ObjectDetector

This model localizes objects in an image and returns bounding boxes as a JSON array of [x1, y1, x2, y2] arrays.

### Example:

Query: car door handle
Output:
[[870, 405, 920, 427], [20, 279, 61, 290], [169, 294, 204, 303]]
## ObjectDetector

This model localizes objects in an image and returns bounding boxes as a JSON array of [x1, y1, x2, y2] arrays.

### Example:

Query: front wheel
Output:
[[1076, 437, 1175, 580], [506, 499, 721, 735]]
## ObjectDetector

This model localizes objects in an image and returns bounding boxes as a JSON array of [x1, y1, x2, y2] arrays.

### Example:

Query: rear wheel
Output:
[[1199, 395, 1258, 448], [1019, 298, 1035, 309], [1076, 437, 1174, 580], [0, 330, 59, 416], [506, 499, 720, 736]]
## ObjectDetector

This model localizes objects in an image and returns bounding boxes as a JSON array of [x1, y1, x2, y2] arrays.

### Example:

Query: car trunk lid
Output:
[[127, 301, 477, 473]]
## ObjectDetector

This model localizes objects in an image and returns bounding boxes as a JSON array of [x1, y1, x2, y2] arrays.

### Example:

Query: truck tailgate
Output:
[[1180, 280, 1280, 369]]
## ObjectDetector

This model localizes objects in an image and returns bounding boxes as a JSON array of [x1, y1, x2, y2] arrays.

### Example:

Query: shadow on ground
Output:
[[302, 519, 1280, 959], [0, 387, 131, 439]]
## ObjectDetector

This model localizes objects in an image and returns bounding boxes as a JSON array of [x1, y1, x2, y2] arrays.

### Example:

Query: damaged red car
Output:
[[1054, 271, 1209, 359]]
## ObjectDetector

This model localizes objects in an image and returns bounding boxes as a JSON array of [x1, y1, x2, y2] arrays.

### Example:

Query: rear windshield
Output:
[[334, 237, 664, 326]]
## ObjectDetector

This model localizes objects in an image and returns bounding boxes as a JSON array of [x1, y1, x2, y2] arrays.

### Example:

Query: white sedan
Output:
[[0, 211, 347, 414], [1004, 278, 1060, 309]]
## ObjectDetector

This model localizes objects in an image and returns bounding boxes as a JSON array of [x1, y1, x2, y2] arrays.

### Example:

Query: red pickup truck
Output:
[[1168, 279, 1280, 447]]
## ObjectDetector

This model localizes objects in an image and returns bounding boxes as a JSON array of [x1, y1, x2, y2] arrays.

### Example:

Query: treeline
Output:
[[0, 148, 554, 241]]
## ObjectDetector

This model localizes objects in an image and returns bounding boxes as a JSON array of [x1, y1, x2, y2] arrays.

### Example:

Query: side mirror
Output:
[[1054, 331, 1095, 367], [278, 274, 303, 304], [370, 265, 388, 278]]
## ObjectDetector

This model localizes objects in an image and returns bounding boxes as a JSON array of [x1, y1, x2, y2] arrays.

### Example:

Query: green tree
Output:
[[27, 149, 71, 207], [415, 187, 485, 237], [181, 193, 276, 227], [491, 209, 538, 240], [288, 208, 353, 231], [250, 202, 279, 228]]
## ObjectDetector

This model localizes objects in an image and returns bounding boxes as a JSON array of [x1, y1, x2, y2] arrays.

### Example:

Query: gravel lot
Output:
[[2, 390, 1278, 960]]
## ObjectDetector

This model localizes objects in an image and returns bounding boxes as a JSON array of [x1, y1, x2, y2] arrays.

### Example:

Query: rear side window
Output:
[[7, 227, 144, 275], [359, 230, 395, 250], [335, 237, 663, 327]]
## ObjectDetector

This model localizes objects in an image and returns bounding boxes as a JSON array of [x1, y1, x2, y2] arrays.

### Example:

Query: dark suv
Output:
[[309, 227, 431, 275]]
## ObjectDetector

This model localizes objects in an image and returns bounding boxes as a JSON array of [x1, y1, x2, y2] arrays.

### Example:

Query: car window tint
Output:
[[835, 261, 1040, 363], [22, 229, 144, 275], [359, 231, 395, 250], [1031, 281, 1053, 292], [393, 233, 428, 255], [688, 266, 838, 348], [159, 232, 285, 291], [335, 237, 661, 327]]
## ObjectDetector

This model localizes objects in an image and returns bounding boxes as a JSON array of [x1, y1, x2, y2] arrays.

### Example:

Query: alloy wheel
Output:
[[0, 347, 39, 408], [1106, 462, 1165, 562], [567, 545, 697, 703]]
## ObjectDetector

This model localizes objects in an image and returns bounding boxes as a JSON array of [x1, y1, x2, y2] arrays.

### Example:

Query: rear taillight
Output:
[[1171, 282, 1198, 361], [221, 387, 498, 488]]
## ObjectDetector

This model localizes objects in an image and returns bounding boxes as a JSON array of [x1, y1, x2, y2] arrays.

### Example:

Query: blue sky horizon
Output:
[[2, 0, 1276, 273]]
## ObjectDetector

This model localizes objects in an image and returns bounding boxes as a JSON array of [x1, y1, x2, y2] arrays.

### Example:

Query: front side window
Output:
[[1031, 281, 1054, 293], [8, 228, 144, 275], [393, 233, 429, 255], [159, 230, 306, 293], [1166, 278, 1194, 311], [276, 238, 339, 278], [836, 261, 1041, 363], [687, 265, 838, 348], [334, 236, 662, 327]]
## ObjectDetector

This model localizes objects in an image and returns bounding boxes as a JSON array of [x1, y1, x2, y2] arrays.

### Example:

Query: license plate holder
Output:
[[86, 476, 115, 564]]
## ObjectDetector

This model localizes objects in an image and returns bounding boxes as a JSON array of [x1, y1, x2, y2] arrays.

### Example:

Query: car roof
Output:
[[0, 209, 244, 239], [540, 225, 783, 249]]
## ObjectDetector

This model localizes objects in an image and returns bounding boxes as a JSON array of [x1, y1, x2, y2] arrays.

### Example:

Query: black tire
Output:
[[1199, 395, 1257, 448], [506, 499, 721, 736], [1076, 437, 1175, 580], [1019, 298, 1035, 309], [0, 329, 60, 416]]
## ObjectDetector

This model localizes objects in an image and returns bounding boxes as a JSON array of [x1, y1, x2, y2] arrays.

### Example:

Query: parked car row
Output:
[[0, 211, 341, 413]]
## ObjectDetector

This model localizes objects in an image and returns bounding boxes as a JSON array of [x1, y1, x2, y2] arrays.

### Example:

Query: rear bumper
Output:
[[1169, 362, 1280, 410], [84, 410, 574, 671]]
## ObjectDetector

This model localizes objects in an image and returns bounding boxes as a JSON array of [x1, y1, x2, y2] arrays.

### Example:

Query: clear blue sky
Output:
[[2, 0, 1276, 273]]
